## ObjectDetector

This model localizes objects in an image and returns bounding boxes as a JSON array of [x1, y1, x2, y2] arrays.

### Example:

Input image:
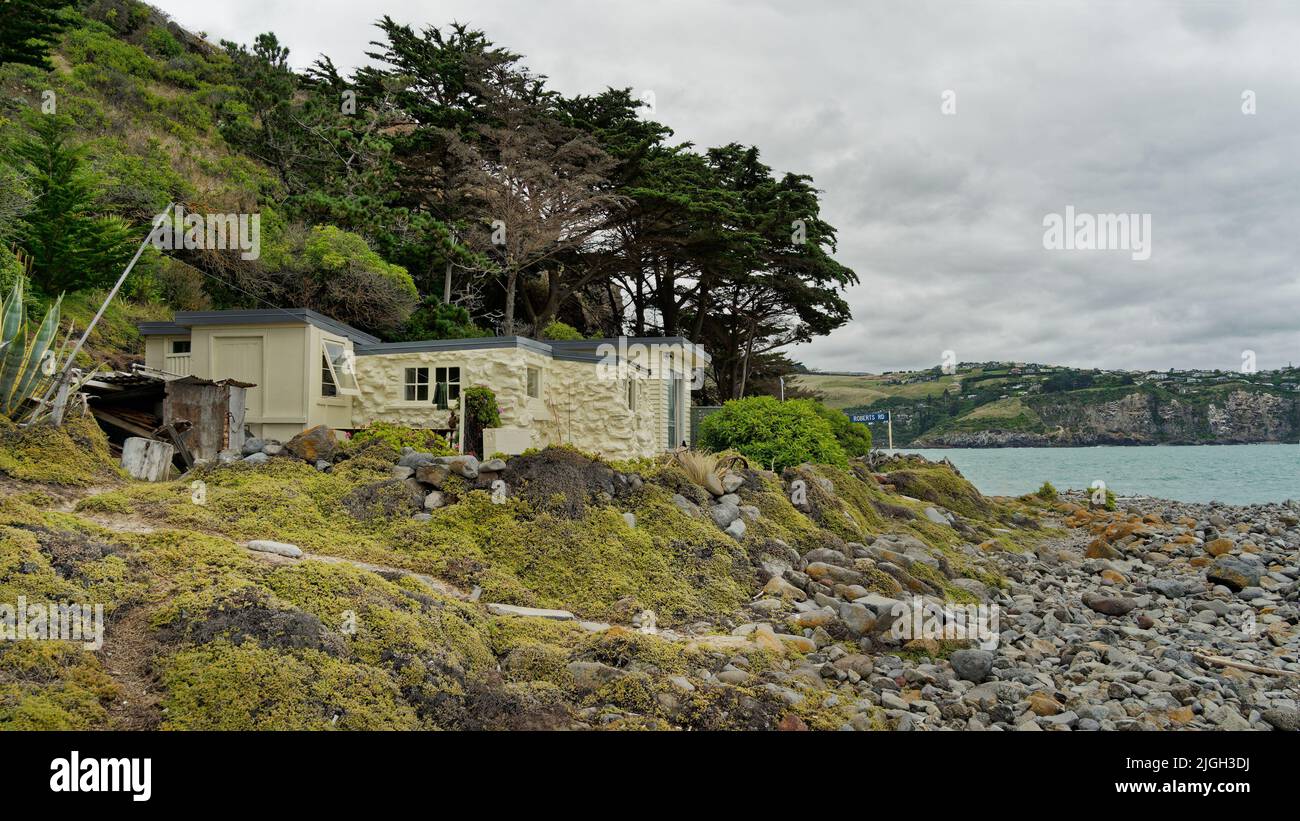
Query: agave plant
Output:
[[0, 276, 64, 421]]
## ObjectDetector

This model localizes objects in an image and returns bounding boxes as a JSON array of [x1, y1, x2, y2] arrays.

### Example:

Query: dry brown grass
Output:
[[672, 450, 748, 496]]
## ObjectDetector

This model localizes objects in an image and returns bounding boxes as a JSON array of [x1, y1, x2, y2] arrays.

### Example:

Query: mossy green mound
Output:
[[0, 414, 122, 487]]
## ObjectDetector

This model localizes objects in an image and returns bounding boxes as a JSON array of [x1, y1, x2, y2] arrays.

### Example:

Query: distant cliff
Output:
[[912, 388, 1300, 447]]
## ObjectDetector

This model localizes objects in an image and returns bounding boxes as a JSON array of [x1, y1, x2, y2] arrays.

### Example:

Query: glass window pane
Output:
[[324, 341, 358, 392], [322, 354, 337, 397]]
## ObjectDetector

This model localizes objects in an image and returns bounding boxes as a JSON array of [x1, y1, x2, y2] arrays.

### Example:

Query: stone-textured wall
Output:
[[352, 347, 670, 459]]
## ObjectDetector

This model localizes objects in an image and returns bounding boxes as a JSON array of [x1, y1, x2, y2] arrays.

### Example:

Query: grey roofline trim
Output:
[[138, 322, 188, 335], [140, 309, 381, 345], [140, 310, 706, 363], [355, 336, 551, 356], [549, 336, 711, 364], [357, 337, 653, 371]]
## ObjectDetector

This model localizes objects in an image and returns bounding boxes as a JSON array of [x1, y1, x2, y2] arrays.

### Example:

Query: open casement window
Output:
[[433, 366, 460, 410], [404, 367, 429, 402], [526, 366, 541, 399], [321, 340, 359, 397]]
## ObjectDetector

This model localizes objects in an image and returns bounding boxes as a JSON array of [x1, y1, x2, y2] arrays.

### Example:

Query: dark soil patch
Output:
[[158, 588, 346, 656]]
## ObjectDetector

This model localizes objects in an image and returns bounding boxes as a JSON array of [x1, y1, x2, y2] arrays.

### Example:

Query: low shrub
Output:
[[696, 397, 846, 471], [809, 401, 872, 457], [345, 422, 452, 456]]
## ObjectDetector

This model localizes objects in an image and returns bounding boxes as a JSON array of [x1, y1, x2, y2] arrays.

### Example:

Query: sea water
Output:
[[898, 444, 1298, 505]]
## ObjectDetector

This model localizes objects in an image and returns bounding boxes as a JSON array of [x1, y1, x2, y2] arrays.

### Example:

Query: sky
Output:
[[153, 0, 1300, 373]]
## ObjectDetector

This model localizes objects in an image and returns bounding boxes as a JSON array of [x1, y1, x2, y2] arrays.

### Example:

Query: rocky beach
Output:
[[817, 491, 1300, 731]]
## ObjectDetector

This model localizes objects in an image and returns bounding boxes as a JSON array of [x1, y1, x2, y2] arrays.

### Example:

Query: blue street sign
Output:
[[848, 410, 890, 423]]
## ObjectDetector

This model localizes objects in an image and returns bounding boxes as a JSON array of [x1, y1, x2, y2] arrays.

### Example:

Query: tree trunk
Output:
[[503, 269, 517, 335]]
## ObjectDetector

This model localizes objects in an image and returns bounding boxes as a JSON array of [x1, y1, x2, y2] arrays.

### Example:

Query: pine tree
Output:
[[0, 0, 69, 69], [6, 114, 136, 295]]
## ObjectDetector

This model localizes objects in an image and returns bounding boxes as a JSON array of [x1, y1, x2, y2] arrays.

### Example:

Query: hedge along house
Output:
[[138, 309, 709, 459]]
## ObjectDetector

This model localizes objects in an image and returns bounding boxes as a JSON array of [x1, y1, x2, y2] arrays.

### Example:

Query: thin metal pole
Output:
[[44, 204, 173, 424]]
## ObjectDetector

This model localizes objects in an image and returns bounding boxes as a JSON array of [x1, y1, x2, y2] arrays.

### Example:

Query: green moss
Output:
[[342, 422, 452, 456], [789, 686, 861, 731], [75, 493, 135, 515], [501, 642, 572, 685], [588, 671, 660, 714], [158, 641, 419, 730], [878, 463, 995, 520], [908, 561, 979, 604], [486, 616, 585, 654], [0, 414, 122, 486], [0, 641, 119, 730], [578, 627, 702, 675]]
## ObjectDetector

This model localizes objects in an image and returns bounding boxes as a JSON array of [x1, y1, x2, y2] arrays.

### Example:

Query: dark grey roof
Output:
[[550, 336, 711, 364], [355, 336, 551, 356], [138, 309, 380, 345], [138, 322, 188, 336]]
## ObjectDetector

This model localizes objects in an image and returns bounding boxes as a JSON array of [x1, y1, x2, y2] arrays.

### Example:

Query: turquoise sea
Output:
[[898, 444, 1298, 505]]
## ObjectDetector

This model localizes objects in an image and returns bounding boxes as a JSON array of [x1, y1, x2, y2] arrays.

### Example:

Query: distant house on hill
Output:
[[138, 309, 707, 459]]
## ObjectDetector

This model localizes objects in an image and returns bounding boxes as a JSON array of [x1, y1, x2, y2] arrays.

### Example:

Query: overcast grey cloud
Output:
[[154, 0, 1300, 372]]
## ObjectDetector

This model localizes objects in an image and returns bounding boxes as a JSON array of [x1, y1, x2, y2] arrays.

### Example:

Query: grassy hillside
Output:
[[790, 372, 966, 409], [795, 363, 1300, 446], [1, 1, 280, 366]]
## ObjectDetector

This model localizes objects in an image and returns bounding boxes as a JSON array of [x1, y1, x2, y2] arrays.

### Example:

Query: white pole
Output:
[[43, 204, 173, 425]]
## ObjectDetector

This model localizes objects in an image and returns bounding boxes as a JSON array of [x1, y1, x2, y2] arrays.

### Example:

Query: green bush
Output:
[[398, 298, 488, 342], [697, 397, 846, 471], [809, 401, 872, 457], [541, 321, 585, 341], [347, 422, 452, 455], [464, 386, 501, 429], [1035, 481, 1058, 501], [463, 385, 500, 458]]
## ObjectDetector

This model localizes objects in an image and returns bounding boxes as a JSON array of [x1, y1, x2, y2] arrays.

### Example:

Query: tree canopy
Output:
[[0, 4, 858, 400]]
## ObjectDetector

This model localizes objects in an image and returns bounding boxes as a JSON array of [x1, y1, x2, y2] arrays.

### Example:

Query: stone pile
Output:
[[669, 469, 760, 540], [713, 488, 1300, 731]]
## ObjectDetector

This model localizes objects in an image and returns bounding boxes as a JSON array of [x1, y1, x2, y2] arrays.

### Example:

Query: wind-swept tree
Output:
[[448, 69, 623, 336]]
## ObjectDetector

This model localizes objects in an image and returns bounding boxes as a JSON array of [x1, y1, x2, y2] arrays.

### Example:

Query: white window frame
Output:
[[321, 339, 360, 397], [526, 365, 542, 400], [170, 339, 191, 354], [403, 366, 430, 402]]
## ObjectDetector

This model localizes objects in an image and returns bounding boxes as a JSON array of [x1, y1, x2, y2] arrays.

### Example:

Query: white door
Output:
[[212, 337, 264, 423]]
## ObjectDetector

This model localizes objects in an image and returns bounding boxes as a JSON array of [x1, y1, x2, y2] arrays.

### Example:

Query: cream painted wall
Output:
[[146, 322, 318, 439]]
